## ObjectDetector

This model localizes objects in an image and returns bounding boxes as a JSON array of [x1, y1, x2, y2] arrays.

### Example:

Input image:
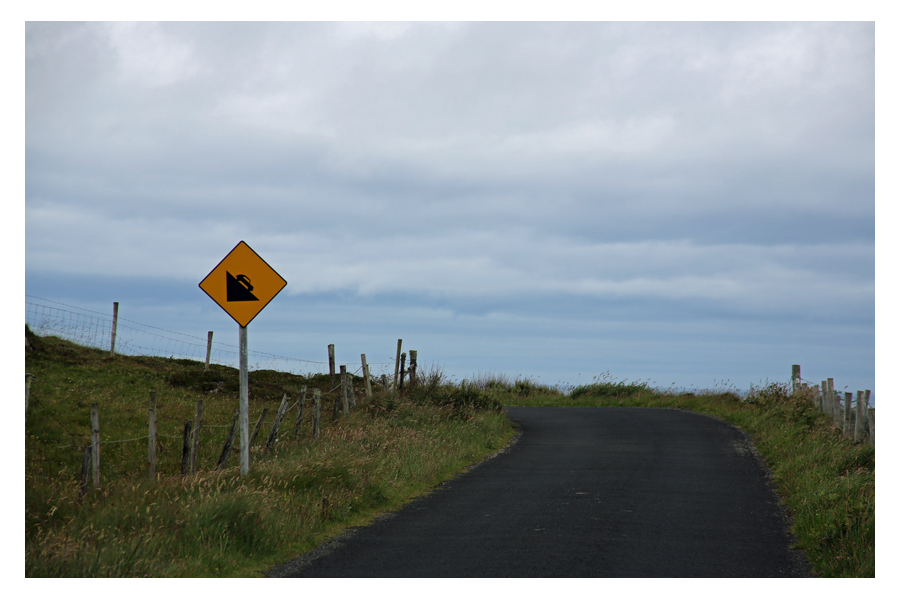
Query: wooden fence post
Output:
[[361, 354, 373, 400], [399, 353, 406, 396], [340, 366, 349, 415], [864, 390, 871, 442], [854, 390, 865, 442], [834, 389, 842, 430], [791, 365, 800, 394], [867, 406, 875, 447], [217, 410, 240, 471], [191, 399, 203, 475], [843, 393, 852, 437], [348, 374, 357, 411], [148, 391, 157, 481], [110, 302, 118, 356], [820, 380, 827, 413], [381, 374, 388, 390], [249, 408, 269, 447], [25, 373, 32, 419], [181, 420, 193, 475], [409, 350, 417, 388], [328, 344, 336, 389], [394, 339, 402, 388], [79, 445, 91, 498], [828, 378, 839, 426], [91, 403, 100, 488], [294, 386, 307, 441], [333, 384, 341, 422], [266, 394, 291, 453], [205, 331, 213, 372], [313, 389, 321, 440]]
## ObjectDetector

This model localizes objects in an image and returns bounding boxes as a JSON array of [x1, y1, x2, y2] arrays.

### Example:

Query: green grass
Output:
[[511, 375, 875, 578], [25, 330, 874, 577], [25, 331, 514, 577]]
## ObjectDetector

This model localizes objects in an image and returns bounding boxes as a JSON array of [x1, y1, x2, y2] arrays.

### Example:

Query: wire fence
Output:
[[25, 296, 389, 376], [24, 297, 422, 487]]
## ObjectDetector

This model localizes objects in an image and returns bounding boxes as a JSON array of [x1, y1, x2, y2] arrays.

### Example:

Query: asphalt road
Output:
[[268, 406, 813, 577]]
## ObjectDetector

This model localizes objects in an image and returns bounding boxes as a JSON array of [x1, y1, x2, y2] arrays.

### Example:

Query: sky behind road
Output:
[[24, 20, 876, 397]]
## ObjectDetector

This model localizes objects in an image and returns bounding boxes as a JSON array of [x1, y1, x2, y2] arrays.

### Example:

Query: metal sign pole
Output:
[[239, 324, 249, 475], [199, 240, 286, 476]]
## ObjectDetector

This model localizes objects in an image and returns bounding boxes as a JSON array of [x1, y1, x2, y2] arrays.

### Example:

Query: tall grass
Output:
[[25, 333, 515, 577], [26, 331, 873, 577], [570, 371, 653, 401]]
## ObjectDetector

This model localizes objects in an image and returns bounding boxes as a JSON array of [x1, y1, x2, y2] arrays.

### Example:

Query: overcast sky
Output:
[[24, 21, 876, 397]]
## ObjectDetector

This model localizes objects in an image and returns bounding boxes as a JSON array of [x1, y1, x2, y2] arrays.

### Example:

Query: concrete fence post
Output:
[[110, 302, 119, 356]]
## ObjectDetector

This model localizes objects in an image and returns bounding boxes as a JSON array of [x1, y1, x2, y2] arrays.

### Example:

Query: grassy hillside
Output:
[[509, 375, 875, 578], [25, 331, 525, 577], [25, 330, 872, 577]]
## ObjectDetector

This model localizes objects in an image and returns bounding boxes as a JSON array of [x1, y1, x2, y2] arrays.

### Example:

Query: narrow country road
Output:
[[268, 406, 813, 577]]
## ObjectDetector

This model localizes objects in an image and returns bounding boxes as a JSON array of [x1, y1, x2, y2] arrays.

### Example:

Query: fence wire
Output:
[[25, 297, 390, 376]]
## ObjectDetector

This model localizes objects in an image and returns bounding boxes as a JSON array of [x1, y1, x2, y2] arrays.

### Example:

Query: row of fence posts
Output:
[[105, 298, 419, 388], [27, 304, 421, 488], [49, 338, 420, 494], [76, 386, 325, 496], [34, 299, 417, 396], [328, 340, 417, 393], [791, 365, 874, 446]]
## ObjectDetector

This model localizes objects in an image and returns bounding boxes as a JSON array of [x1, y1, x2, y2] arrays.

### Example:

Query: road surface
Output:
[[268, 406, 812, 577]]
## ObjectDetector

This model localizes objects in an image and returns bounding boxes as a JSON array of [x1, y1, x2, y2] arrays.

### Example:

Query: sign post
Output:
[[199, 241, 286, 475], [239, 325, 249, 474]]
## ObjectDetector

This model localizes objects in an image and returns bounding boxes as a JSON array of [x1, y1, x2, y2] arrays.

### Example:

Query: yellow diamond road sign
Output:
[[199, 241, 287, 327]]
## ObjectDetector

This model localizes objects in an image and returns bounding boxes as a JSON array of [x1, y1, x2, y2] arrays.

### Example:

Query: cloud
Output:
[[102, 22, 202, 87], [24, 21, 875, 392]]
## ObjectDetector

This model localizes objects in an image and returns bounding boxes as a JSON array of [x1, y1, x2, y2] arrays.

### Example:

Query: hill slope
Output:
[[25, 332, 515, 577]]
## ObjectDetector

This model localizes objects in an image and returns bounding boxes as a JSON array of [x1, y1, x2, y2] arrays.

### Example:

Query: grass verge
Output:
[[25, 332, 514, 577], [511, 374, 875, 578]]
